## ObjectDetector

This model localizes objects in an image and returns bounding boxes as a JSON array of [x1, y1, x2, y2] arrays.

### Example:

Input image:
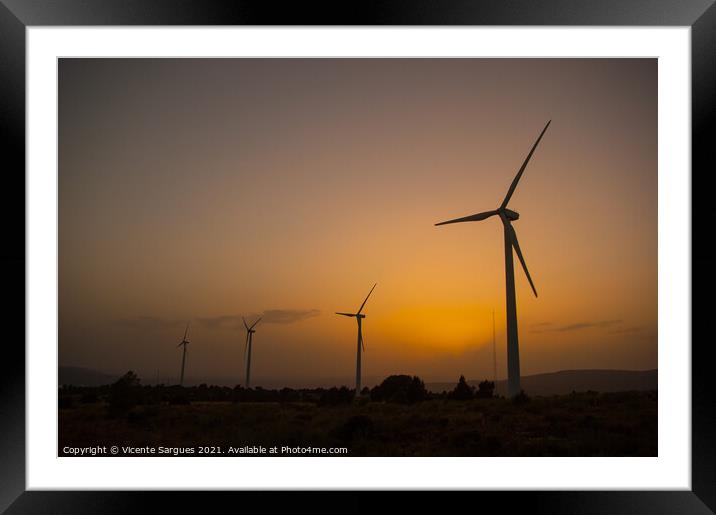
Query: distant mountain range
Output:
[[426, 369, 657, 396], [60, 366, 657, 395]]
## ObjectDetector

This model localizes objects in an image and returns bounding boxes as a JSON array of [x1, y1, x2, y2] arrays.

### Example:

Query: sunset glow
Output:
[[59, 58, 657, 386]]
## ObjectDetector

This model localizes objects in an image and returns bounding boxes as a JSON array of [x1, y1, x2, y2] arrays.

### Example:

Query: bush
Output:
[[279, 387, 300, 403], [370, 375, 427, 404], [449, 375, 474, 400], [476, 380, 495, 399], [512, 390, 530, 405], [108, 371, 141, 415]]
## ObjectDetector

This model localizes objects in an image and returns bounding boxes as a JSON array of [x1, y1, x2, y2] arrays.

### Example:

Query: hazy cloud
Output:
[[198, 309, 321, 330], [196, 315, 242, 330], [119, 310, 321, 333], [259, 309, 321, 324], [531, 319, 623, 333]]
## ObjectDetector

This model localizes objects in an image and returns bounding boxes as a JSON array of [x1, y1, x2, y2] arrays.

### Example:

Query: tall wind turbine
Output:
[[242, 316, 261, 388], [336, 283, 377, 395], [436, 120, 550, 397], [177, 322, 190, 386]]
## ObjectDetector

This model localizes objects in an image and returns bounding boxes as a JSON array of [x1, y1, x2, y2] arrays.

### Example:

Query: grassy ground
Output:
[[58, 390, 656, 456]]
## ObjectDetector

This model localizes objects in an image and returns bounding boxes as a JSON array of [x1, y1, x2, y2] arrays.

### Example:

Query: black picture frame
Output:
[[1, 1, 713, 512]]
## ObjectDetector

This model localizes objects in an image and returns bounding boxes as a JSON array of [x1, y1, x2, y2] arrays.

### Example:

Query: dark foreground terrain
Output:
[[59, 382, 656, 457]]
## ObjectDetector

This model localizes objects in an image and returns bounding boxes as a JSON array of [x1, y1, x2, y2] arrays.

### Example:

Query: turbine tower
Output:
[[177, 322, 190, 386], [435, 120, 550, 397], [336, 283, 377, 395], [243, 316, 261, 388]]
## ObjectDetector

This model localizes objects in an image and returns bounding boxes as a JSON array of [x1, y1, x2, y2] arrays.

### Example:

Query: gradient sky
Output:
[[59, 58, 657, 386]]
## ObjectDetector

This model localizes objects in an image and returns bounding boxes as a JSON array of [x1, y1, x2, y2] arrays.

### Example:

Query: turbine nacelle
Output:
[[335, 283, 376, 320], [177, 322, 190, 348], [243, 316, 262, 333], [335, 312, 366, 319], [502, 208, 519, 221]]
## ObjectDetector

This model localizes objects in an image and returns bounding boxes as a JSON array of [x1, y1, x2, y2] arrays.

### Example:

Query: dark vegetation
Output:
[[370, 375, 427, 403], [59, 371, 657, 457]]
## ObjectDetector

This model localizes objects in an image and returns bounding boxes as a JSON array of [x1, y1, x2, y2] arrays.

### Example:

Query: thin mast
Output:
[[492, 309, 497, 383]]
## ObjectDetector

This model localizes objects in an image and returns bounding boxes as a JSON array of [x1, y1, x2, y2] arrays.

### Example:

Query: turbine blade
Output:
[[508, 223, 538, 297], [177, 341, 184, 348], [435, 210, 498, 226], [360, 332, 365, 352], [242, 317, 249, 331], [244, 333, 249, 360], [357, 283, 377, 315], [336, 312, 356, 317], [501, 120, 551, 209], [250, 317, 262, 330], [183, 322, 190, 341]]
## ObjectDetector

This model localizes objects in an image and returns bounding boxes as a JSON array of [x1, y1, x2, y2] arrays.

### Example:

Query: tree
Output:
[[370, 375, 427, 404], [476, 380, 495, 399], [449, 375, 474, 400], [108, 370, 141, 415]]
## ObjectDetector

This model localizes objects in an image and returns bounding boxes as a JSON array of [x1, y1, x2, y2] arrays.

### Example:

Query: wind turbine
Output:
[[336, 283, 377, 395], [177, 322, 190, 386], [435, 120, 550, 397], [242, 316, 261, 388]]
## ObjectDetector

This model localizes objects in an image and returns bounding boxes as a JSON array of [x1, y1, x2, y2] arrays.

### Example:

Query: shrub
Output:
[[370, 375, 427, 404], [449, 375, 474, 400], [512, 389, 530, 405], [279, 387, 300, 403], [108, 371, 141, 415], [476, 380, 495, 399], [332, 415, 374, 442]]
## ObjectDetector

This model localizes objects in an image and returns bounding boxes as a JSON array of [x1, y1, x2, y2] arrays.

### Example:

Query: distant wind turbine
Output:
[[435, 120, 550, 397], [336, 283, 377, 395], [243, 316, 262, 388], [177, 322, 190, 386]]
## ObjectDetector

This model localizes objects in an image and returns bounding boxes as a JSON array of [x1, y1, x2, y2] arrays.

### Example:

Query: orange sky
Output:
[[59, 58, 657, 386]]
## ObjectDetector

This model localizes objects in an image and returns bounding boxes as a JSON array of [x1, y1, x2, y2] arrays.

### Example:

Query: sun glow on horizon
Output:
[[59, 58, 657, 383]]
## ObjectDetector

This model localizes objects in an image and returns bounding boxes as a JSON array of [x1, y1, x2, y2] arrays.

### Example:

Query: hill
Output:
[[426, 369, 657, 396]]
